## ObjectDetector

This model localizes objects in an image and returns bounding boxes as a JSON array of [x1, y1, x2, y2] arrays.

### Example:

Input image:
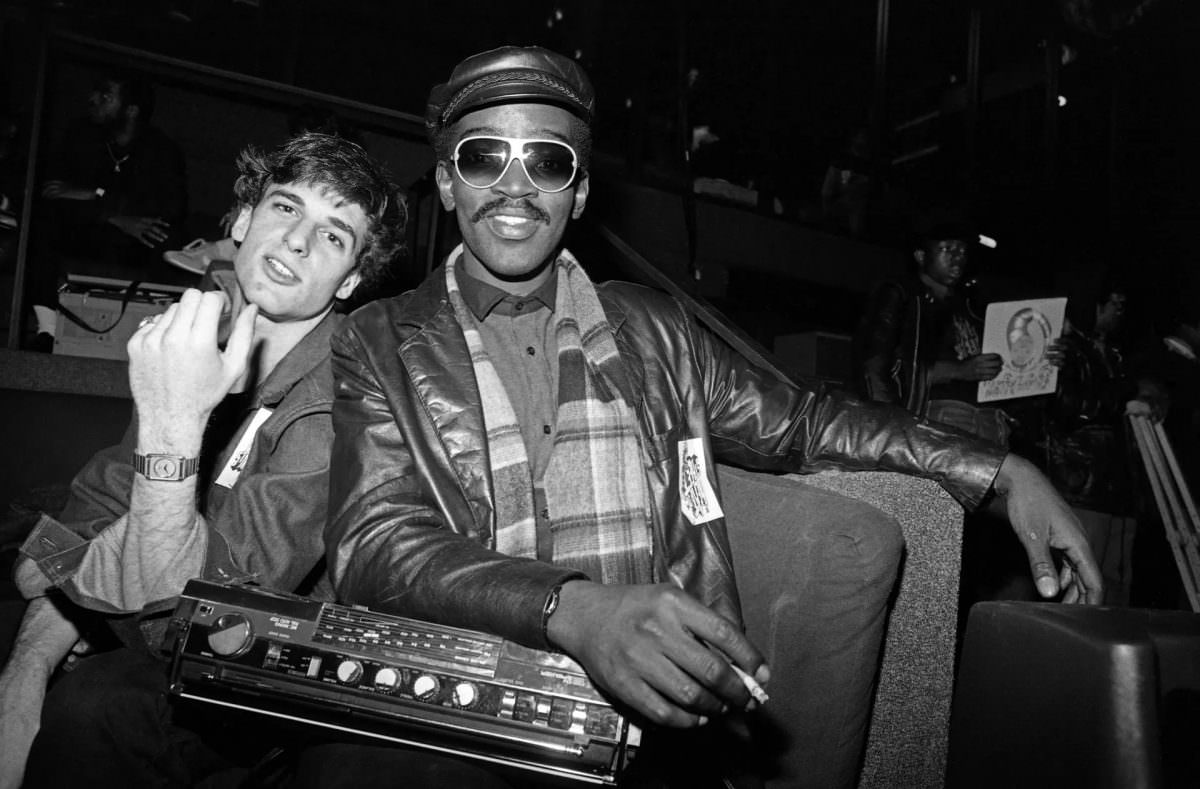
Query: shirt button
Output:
[[543, 424, 551, 434], [540, 508, 550, 520], [515, 301, 525, 311], [526, 346, 536, 356]]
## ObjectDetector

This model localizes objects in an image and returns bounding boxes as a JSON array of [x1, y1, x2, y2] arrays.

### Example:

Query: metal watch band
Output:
[[539, 582, 567, 650], [133, 452, 200, 481]]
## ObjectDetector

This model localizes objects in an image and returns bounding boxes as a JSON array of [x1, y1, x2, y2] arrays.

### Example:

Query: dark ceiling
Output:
[[3, 0, 1197, 289]]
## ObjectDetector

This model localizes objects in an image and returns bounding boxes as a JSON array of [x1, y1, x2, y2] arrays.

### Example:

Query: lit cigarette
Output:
[[731, 664, 769, 705]]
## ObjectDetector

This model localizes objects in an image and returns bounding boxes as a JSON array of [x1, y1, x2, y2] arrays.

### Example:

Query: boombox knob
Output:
[[374, 667, 401, 691], [336, 659, 364, 685], [452, 681, 479, 709], [207, 613, 253, 657], [412, 673, 441, 700]]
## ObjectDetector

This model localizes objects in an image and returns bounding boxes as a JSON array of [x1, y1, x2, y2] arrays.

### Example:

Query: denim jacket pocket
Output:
[[20, 514, 91, 587]]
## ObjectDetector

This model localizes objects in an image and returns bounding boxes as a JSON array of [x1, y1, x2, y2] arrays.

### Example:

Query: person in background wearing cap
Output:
[[855, 219, 1013, 445], [0, 132, 412, 788], [324, 46, 1102, 788]]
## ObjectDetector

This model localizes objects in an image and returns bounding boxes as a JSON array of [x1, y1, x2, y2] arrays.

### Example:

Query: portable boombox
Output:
[[164, 580, 638, 784]]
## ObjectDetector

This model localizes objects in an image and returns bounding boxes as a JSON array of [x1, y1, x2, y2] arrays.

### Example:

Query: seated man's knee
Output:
[[726, 476, 904, 604], [729, 482, 905, 657], [795, 493, 903, 594], [796, 499, 903, 627], [844, 503, 904, 589], [38, 648, 165, 742]]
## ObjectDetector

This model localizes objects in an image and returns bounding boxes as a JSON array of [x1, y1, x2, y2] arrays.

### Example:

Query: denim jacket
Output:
[[21, 300, 341, 628]]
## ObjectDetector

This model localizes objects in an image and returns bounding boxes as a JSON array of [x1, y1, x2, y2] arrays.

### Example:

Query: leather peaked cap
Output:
[[915, 208, 979, 245], [425, 46, 595, 140]]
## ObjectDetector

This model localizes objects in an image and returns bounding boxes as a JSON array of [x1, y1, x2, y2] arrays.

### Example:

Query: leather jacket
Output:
[[327, 260, 1005, 650], [855, 274, 986, 413], [1044, 328, 1135, 513], [856, 276, 929, 413]]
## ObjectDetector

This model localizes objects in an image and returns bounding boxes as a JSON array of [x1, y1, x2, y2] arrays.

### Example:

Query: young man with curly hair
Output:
[[0, 131, 405, 788]]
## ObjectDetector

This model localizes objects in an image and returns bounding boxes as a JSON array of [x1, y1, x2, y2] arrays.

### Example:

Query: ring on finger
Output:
[[138, 314, 160, 330]]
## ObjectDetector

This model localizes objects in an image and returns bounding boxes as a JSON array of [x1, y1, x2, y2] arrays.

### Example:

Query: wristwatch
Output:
[[133, 452, 199, 481]]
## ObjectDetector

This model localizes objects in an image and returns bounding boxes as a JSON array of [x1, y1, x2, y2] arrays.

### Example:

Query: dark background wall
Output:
[[0, 387, 128, 513], [0, 352, 130, 514], [39, 57, 433, 252]]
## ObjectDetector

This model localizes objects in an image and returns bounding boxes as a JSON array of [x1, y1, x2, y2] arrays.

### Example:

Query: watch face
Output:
[[150, 456, 182, 478], [135, 453, 197, 481]]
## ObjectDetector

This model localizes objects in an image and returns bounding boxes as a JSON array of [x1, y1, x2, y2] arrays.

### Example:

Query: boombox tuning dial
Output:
[[207, 613, 253, 657], [452, 681, 479, 708], [374, 667, 400, 691], [335, 659, 364, 685], [412, 673, 440, 700]]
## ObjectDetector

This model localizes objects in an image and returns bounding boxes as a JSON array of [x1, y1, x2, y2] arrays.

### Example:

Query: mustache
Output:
[[470, 198, 550, 225]]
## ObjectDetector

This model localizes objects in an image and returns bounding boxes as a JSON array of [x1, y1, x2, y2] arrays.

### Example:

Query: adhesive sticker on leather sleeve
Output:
[[678, 437, 724, 525]]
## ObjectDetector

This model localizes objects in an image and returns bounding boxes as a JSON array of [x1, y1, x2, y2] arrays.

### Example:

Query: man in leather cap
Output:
[[325, 46, 1103, 788]]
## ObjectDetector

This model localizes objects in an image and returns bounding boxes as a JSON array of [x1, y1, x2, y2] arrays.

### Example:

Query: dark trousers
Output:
[[291, 743, 519, 789], [24, 647, 266, 788], [24, 646, 522, 788], [723, 468, 904, 788]]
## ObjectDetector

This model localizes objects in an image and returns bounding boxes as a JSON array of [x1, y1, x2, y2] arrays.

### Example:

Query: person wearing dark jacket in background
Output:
[[1045, 287, 1140, 605], [37, 69, 187, 285], [855, 219, 1011, 445]]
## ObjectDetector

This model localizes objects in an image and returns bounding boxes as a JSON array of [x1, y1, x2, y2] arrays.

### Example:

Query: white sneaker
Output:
[[163, 238, 231, 275], [33, 305, 57, 336]]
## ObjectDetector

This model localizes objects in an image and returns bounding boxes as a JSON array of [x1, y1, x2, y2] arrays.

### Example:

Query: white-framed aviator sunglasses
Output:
[[451, 135, 580, 194]]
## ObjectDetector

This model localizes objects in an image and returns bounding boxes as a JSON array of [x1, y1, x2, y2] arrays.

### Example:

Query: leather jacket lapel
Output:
[[396, 272, 497, 543]]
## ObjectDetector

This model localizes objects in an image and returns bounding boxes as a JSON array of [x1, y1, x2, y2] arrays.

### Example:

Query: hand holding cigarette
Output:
[[731, 663, 770, 707]]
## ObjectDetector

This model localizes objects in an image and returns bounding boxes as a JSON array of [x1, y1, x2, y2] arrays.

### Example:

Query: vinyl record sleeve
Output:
[[977, 297, 1067, 403]]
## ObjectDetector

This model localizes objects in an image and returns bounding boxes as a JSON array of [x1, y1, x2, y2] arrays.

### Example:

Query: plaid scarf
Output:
[[445, 250, 654, 585]]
